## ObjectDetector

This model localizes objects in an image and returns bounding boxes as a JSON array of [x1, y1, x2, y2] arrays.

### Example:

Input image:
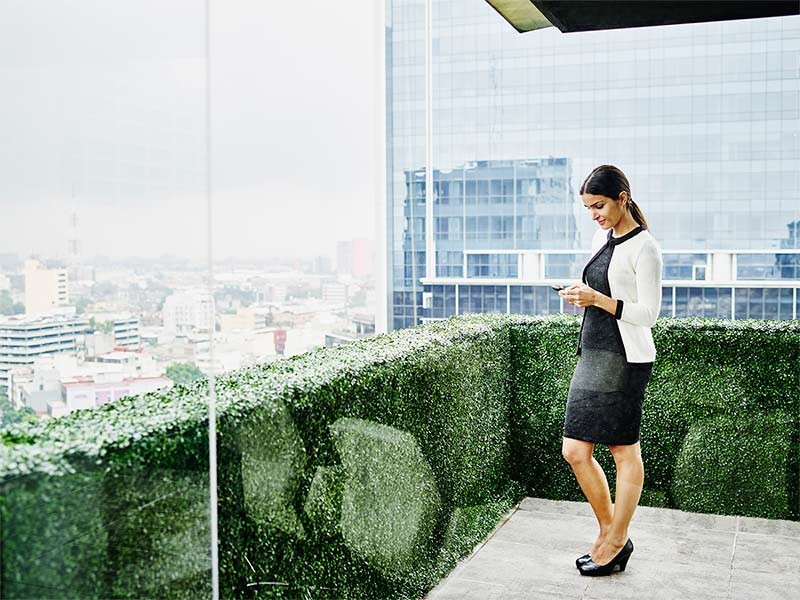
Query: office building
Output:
[[384, 3, 800, 330], [111, 315, 140, 349], [0, 314, 89, 394]]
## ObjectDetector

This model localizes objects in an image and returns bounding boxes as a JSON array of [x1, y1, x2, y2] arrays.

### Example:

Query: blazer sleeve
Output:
[[618, 240, 662, 327]]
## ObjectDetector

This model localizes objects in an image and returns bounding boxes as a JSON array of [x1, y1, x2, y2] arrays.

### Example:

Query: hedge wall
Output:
[[0, 314, 797, 599], [0, 317, 521, 599], [509, 315, 800, 520]]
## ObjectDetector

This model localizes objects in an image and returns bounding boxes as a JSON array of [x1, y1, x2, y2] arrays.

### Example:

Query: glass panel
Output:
[[0, 3, 211, 596], [737, 254, 780, 279]]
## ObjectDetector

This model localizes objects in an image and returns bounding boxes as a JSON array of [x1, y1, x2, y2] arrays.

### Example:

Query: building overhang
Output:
[[487, 1, 799, 33]]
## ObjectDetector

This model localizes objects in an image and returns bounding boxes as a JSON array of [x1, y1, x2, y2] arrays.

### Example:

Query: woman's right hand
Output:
[[560, 283, 598, 308]]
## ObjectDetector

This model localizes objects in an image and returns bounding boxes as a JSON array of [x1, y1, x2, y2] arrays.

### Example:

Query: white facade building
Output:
[[24, 259, 69, 316], [54, 375, 171, 418], [322, 282, 347, 306], [9, 350, 169, 416], [162, 291, 214, 335]]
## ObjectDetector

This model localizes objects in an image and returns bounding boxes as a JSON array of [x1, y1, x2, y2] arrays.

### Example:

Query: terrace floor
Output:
[[424, 497, 800, 600]]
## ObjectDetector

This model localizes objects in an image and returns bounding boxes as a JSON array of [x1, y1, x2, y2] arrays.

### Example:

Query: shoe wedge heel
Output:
[[578, 539, 633, 577]]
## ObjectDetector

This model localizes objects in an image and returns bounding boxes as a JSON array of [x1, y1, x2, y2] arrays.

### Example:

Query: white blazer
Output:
[[582, 226, 663, 363]]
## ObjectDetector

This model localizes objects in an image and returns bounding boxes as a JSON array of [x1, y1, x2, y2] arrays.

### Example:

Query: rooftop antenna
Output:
[[67, 186, 80, 268]]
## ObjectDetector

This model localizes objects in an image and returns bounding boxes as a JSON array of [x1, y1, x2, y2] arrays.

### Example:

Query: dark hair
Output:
[[580, 165, 648, 229]]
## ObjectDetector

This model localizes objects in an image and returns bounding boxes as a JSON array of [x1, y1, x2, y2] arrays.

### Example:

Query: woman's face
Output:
[[582, 192, 626, 230]]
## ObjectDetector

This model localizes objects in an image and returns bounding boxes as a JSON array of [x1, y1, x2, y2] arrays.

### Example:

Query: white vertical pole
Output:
[[671, 286, 676, 317], [425, 0, 435, 282], [204, 2, 219, 598], [374, 0, 388, 333]]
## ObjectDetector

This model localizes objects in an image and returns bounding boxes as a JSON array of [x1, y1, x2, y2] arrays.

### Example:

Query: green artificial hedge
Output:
[[0, 314, 798, 599], [508, 315, 800, 520], [0, 317, 520, 599]]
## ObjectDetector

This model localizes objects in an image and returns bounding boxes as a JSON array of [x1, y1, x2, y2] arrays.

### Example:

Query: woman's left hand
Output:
[[559, 283, 598, 308]]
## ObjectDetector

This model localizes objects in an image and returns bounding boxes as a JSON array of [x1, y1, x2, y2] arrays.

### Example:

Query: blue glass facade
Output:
[[386, 2, 800, 329]]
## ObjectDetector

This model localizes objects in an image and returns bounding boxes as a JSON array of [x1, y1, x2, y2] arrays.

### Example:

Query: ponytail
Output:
[[628, 198, 649, 229]]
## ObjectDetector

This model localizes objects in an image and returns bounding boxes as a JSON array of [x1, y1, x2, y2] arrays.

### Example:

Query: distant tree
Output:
[[0, 396, 37, 428], [0, 290, 24, 316], [286, 285, 321, 300], [75, 296, 91, 314], [165, 363, 205, 386]]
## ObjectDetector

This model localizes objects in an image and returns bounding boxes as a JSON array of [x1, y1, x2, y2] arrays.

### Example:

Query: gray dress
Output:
[[563, 228, 653, 445]]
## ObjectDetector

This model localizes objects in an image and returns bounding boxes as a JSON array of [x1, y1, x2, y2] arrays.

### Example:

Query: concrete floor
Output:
[[425, 497, 800, 600]]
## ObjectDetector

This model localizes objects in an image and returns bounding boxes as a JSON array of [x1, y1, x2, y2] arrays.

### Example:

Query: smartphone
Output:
[[551, 285, 566, 292]]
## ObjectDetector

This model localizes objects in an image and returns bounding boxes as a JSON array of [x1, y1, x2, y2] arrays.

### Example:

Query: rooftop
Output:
[[426, 498, 800, 600]]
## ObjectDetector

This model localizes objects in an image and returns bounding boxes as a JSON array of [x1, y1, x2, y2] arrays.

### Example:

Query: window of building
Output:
[[467, 254, 518, 278], [663, 254, 709, 280], [545, 253, 590, 280], [737, 254, 780, 279]]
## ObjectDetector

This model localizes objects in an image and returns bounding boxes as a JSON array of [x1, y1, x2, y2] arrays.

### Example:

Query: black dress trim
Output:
[[609, 226, 644, 245]]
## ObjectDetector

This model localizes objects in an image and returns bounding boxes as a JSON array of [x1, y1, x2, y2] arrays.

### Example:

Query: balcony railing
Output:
[[0, 315, 797, 598]]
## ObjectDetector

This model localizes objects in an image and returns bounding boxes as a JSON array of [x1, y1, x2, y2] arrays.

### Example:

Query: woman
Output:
[[558, 165, 662, 577]]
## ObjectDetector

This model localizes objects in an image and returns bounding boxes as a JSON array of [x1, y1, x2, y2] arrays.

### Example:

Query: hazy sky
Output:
[[0, 1, 377, 260]]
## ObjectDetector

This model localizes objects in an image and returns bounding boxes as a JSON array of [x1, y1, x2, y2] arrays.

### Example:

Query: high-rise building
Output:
[[0, 314, 89, 395], [336, 241, 354, 276], [337, 239, 376, 279], [24, 259, 69, 316], [384, 3, 800, 330]]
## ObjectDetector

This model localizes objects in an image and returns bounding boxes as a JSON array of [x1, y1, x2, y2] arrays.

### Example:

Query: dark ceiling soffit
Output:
[[529, 1, 799, 33]]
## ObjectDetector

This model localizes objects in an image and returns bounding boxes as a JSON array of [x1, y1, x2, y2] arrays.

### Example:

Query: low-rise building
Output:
[[53, 375, 171, 417], [162, 290, 214, 334], [9, 352, 171, 417], [0, 313, 89, 396]]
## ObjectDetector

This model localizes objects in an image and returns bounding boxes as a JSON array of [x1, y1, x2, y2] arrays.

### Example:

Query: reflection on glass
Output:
[[388, 1, 800, 326], [0, 1, 212, 596]]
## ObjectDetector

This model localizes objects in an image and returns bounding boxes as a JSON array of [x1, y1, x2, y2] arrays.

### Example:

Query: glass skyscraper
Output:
[[385, 1, 800, 330]]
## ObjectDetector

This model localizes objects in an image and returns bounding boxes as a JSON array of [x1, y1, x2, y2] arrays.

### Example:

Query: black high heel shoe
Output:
[[578, 539, 633, 576], [575, 553, 591, 568]]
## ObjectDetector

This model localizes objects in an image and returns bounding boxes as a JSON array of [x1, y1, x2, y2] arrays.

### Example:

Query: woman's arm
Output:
[[560, 241, 662, 326], [616, 242, 662, 327]]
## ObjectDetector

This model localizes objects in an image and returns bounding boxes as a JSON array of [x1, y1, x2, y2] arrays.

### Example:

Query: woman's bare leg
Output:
[[561, 437, 614, 555], [591, 441, 644, 565]]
